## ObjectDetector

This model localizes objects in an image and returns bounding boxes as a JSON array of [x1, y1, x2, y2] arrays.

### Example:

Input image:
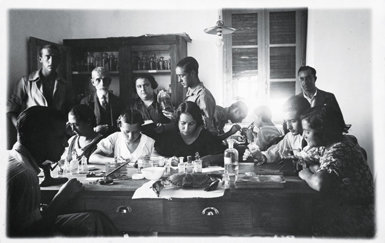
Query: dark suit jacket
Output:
[[80, 92, 123, 134], [296, 88, 346, 124]]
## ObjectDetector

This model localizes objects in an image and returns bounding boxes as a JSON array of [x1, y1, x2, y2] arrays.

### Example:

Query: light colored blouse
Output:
[[96, 132, 155, 162]]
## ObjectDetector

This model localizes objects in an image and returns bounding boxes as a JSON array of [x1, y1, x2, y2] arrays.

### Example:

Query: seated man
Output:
[[214, 101, 248, 140], [243, 96, 310, 163], [7, 106, 120, 237], [81, 67, 123, 136]]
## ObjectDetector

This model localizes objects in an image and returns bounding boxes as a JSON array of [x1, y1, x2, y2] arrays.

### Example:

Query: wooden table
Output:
[[41, 162, 317, 236]]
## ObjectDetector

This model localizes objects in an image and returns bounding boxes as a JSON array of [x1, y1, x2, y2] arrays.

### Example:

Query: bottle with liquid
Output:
[[193, 152, 202, 173], [178, 156, 185, 173], [87, 52, 94, 71], [224, 139, 239, 184], [157, 90, 174, 113], [186, 156, 194, 173], [79, 156, 88, 173], [69, 151, 79, 175]]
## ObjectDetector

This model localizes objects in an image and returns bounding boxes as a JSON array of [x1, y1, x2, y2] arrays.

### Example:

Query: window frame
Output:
[[222, 8, 307, 106]]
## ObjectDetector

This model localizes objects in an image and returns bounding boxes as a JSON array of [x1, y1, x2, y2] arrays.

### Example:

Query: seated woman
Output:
[[155, 101, 226, 166], [244, 105, 282, 151], [298, 105, 374, 237], [89, 109, 155, 164], [66, 104, 104, 163]]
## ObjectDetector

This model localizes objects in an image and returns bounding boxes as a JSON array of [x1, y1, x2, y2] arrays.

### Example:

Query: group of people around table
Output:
[[6, 44, 374, 237]]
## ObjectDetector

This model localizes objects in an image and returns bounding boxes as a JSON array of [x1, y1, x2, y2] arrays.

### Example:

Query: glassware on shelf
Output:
[[109, 53, 114, 71], [87, 52, 94, 71], [158, 56, 165, 70], [103, 52, 110, 71], [149, 54, 157, 70]]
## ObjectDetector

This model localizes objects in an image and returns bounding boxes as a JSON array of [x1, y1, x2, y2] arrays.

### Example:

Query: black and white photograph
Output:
[[1, 0, 385, 242]]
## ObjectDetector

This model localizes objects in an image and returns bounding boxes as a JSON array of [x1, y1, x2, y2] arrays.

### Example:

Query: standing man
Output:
[[81, 67, 123, 136], [176, 56, 217, 134], [295, 65, 346, 125], [7, 106, 119, 237], [7, 44, 74, 126], [7, 44, 74, 187]]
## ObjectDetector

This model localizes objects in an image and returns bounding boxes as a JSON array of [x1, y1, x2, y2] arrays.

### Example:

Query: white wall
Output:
[[307, 9, 373, 171], [7, 9, 374, 171]]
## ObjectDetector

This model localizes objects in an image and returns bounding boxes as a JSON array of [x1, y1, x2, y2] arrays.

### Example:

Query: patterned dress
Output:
[[303, 135, 374, 237]]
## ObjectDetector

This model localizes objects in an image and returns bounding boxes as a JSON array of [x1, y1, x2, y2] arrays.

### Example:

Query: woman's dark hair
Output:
[[117, 108, 144, 126], [135, 74, 158, 90], [176, 56, 199, 75], [68, 104, 96, 127], [175, 101, 204, 127], [300, 105, 350, 144]]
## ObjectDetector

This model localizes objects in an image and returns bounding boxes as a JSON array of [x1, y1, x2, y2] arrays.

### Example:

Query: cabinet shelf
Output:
[[132, 70, 171, 74], [72, 71, 119, 75]]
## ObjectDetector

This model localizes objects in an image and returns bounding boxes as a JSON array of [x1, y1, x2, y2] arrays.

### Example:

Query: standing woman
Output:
[[155, 101, 225, 165], [66, 104, 104, 163], [298, 105, 374, 237]]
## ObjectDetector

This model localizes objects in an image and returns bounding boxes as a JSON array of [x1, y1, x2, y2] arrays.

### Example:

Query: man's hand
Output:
[[94, 124, 109, 133], [162, 110, 174, 120]]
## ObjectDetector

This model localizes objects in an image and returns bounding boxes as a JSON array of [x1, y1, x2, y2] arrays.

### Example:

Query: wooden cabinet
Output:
[[62, 34, 191, 105]]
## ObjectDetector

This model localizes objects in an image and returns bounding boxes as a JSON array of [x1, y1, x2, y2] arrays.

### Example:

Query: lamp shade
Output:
[[204, 20, 236, 36]]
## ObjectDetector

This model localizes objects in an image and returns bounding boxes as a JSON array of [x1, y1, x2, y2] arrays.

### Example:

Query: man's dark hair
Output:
[[298, 65, 317, 77], [283, 96, 310, 118], [17, 106, 66, 145], [135, 74, 158, 89], [69, 104, 97, 127], [39, 44, 61, 58], [176, 56, 199, 75]]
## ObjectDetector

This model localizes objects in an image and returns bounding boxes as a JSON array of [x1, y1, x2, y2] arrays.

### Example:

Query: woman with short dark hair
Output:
[[155, 101, 225, 163], [66, 104, 103, 163], [298, 105, 374, 237]]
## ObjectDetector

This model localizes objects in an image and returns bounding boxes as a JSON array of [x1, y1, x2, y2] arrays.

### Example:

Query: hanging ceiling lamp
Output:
[[204, 19, 236, 37]]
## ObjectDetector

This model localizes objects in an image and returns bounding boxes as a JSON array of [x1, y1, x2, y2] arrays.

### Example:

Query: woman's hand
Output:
[[298, 167, 312, 181], [94, 124, 109, 133], [162, 110, 174, 120]]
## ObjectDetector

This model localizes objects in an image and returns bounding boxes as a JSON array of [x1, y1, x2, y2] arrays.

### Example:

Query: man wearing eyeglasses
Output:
[[80, 67, 123, 136]]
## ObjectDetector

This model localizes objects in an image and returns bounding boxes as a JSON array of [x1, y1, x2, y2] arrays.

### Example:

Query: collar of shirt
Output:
[[303, 89, 318, 105], [28, 69, 63, 84], [98, 92, 109, 105], [12, 142, 41, 175], [186, 82, 205, 97]]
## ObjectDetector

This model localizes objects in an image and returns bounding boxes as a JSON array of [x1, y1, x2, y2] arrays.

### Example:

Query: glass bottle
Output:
[[109, 53, 114, 71], [178, 156, 185, 173], [157, 90, 174, 113], [193, 152, 202, 173], [69, 151, 79, 175], [103, 52, 109, 71], [158, 56, 165, 70], [186, 156, 194, 173], [224, 139, 239, 184], [87, 52, 94, 71]]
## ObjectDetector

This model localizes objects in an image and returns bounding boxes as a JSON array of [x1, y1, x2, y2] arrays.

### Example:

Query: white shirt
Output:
[[97, 132, 155, 162], [303, 89, 318, 107], [262, 132, 303, 163]]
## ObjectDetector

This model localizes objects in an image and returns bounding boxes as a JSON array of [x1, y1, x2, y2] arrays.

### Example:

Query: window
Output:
[[223, 9, 307, 121]]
